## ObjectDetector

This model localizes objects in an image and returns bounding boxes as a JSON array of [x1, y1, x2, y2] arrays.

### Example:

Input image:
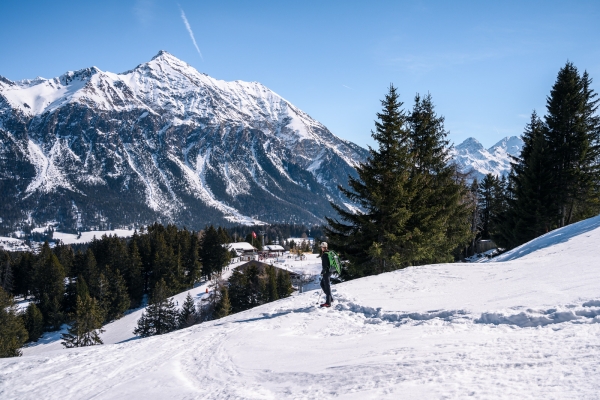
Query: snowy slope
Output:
[[450, 136, 523, 181], [21, 255, 323, 356], [2, 216, 600, 398]]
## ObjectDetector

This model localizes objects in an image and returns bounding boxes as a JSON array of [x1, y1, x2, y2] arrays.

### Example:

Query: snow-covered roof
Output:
[[264, 245, 285, 251], [227, 242, 257, 251]]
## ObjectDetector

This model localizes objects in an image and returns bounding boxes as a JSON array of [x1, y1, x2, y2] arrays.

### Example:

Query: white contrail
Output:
[[179, 6, 203, 60]]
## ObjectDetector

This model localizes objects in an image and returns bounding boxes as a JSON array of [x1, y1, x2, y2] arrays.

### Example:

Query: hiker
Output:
[[318, 242, 333, 307]]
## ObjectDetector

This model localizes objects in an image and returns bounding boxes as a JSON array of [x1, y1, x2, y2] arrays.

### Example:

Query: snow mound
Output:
[[2, 215, 600, 398], [489, 213, 600, 262]]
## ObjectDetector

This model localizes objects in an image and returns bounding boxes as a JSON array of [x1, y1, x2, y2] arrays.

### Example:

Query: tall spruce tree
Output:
[[178, 292, 198, 328], [214, 286, 232, 319], [61, 293, 105, 348], [545, 62, 600, 227], [405, 93, 472, 264], [200, 226, 230, 279], [32, 242, 66, 330], [265, 265, 279, 302], [22, 302, 44, 343], [477, 174, 504, 240], [127, 240, 145, 307], [228, 269, 249, 313], [276, 269, 293, 299], [496, 112, 554, 248], [326, 85, 414, 278], [0, 287, 28, 357], [133, 279, 178, 337]]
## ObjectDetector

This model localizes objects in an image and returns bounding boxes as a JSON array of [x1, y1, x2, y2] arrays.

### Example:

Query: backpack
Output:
[[327, 251, 342, 275]]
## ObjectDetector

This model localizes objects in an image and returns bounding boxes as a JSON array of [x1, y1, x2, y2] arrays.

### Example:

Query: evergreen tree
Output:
[[405, 93, 473, 264], [178, 292, 198, 328], [13, 252, 34, 299], [0, 287, 28, 357], [326, 87, 471, 277], [151, 234, 177, 292], [105, 268, 130, 322], [200, 226, 230, 279], [184, 233, 202, 287], [80, 249, 100, 299], [22, 302, 44, 342], [496, 112, 555, 248], [214, 286, 232, 319], [32, 242, 66, 330], [265, 265, 278, 302], [276, 269, 293, 299], [0, 251, 14, 293], [133, 279, 178, 337], [61, 293, 104, 348], [326, 85, 414, 278], [545, 62, 600, 227], [127, 241, 144, 307], [228, 269, 249, 313], [477, 174, 503, 240]]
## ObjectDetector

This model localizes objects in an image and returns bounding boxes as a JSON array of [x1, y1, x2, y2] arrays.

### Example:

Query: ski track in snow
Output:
[[3, 216, 600, 398]]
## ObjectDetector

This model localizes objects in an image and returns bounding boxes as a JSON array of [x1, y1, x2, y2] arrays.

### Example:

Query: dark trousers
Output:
[[320, 272, 333, 304]]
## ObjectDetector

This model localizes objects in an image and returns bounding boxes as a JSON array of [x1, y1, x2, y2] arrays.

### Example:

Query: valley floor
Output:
[[2, 216, 600, 399]]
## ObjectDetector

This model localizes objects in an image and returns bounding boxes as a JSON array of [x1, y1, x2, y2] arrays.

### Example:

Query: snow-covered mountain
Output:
[[450, 136, 523, 181], [0, 51, 368, 232], [3, 215, 600, 398]]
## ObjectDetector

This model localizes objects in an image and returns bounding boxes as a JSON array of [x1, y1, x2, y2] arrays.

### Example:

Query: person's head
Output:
[[320, 242, 328, 252]]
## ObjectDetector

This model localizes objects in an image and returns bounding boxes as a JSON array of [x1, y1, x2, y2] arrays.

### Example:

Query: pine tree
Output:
[[133, 279, 178, 337], [105, 268, 130, 322], [178, 292, 198, 328], [0, 251, 14, 293], [184, 233, 202, 288], [0, 287, 28, 357], [22, 302, 44, 342], [200, 226, 230, 279], [214, 286, 232, 319], [151, 234, 176, 292], [61, 293, 105, 348], [228, 269, 249, 313], [545, 62, 600, 227], [405, 93, 472, 264], [32, 242, 66, 330], [265, 265, 278, 302], [276, 269, 293, 299], [496, 111, 555, 248], [127, 241, 144, 307], [477, 174, 503, 240], [13, 252, 34, 299], [326, 85, 414, 278]]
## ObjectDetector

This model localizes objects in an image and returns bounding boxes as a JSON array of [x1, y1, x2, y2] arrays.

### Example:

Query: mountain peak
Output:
[[149, 50, 188, 67], [456, 137, 484, 150], [151, 50, 174, 60]]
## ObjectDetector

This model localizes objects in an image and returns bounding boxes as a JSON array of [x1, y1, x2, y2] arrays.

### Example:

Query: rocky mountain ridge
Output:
[[0, 51, 368, 233], [450, 136, 523, 181], [0, 51, 523, 234]]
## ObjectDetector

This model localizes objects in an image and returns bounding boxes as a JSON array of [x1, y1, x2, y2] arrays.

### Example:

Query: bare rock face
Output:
[[0, 51, 368, 232]]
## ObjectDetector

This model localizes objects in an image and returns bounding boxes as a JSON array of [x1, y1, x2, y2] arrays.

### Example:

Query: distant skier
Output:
[[318, 242, 333, 307]]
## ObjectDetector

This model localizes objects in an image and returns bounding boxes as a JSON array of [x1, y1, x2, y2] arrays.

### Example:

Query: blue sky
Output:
[[1, 0, 599, 149]]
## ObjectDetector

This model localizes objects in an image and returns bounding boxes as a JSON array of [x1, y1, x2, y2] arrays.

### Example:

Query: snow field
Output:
[[1, 215, 600, 398]]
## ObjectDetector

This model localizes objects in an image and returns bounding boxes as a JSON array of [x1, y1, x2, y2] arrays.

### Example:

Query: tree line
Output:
[[0, 223, 233, 357], [132, 263, 294, 338], [471, 62, 600, 250], [326, 62, 599, 276]]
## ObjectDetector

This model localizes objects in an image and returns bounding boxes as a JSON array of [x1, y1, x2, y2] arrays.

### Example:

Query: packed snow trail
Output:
[[1, 215, 600, 399]]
